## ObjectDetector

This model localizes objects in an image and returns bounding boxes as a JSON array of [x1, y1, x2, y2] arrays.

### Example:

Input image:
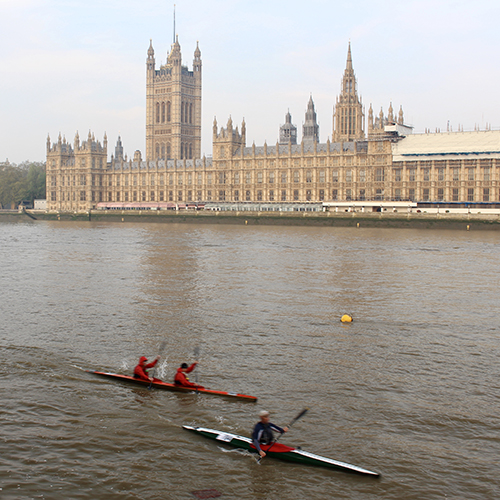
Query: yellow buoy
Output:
[[341, 314, 353, 323]]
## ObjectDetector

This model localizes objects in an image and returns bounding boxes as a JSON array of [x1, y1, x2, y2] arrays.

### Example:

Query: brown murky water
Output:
[[1, 220, 499, 499]]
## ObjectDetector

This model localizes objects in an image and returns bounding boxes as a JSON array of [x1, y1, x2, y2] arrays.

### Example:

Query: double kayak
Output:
[[182, 426, 380, 477], [85, 370, 257, 402]]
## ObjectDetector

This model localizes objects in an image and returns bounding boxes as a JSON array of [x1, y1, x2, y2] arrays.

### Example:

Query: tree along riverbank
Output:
[[3, 209, 500, 230]]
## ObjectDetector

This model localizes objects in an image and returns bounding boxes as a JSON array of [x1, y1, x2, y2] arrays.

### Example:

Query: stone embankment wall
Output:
[[3, 209, 500, 230]]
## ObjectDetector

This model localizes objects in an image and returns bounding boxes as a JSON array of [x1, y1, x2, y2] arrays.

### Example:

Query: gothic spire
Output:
[[346, 41, 353, 72], [333, 42, 365, 141], [398, 105, 404, 125], [303, 95, 319, 145]]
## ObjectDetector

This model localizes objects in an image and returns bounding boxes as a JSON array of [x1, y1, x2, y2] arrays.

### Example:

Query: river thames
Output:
[[1, 220, 499, 499]]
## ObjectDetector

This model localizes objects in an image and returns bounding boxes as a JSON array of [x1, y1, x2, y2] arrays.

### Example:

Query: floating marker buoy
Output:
[[466, 225, 470, 231], [341, 314, 353, 323]]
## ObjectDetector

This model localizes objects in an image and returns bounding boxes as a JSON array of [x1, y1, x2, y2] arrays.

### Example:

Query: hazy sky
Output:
[[1, 0, 499, 164]]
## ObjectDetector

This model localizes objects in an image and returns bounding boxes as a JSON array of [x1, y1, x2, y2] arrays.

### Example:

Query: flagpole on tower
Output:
[[173, 4, 176, 44]]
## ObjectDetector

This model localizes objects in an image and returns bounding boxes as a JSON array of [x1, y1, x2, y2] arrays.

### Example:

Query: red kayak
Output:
[[85, 370, 258, 402]]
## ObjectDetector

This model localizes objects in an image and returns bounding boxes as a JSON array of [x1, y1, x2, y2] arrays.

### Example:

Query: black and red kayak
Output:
[[85, 370, 258, 402]]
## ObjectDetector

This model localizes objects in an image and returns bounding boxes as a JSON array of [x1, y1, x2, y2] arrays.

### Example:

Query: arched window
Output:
[[189, 144, 192, 159], [156, 103, 160, 123], [161, 102, 165, 123], [156, 143, 160, 159], [189, 103, 193, 124], [167, 143, 171, 158], [161, 144, 165, 159], [167, 101, 171, 122]]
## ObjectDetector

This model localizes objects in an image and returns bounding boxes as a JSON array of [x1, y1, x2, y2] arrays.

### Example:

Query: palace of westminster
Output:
[[46, 36, 500, 212]]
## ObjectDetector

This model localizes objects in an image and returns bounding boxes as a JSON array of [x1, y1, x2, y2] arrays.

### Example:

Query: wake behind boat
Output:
[[182, 425, 380, 477], [85, 370, 258, 402]]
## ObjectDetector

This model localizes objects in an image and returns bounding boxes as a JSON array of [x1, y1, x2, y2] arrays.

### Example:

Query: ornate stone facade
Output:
[[45, 41, 500, 212], [46, 131, 108, 212]]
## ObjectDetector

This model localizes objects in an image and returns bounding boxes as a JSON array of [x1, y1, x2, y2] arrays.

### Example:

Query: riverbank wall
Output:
[[3, 209, 500, 230]]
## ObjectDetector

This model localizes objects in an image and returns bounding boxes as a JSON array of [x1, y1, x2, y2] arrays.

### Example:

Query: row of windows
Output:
[[54, 191, 90, 202], [340, 107, 358, 137], [397, 159, 495, 168], [51, 187, 499, 205], [48, 156, 499, 172], [155, 101, 193, 124], [394, 167, 493, 182], [49, 157, 104, 170], [336, 187, 494, 202], [52, 166, 500, 188], [155, 142, 193, 160]]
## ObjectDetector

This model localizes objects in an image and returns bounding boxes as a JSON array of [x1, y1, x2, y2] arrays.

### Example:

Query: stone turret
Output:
[[213, 117, 246, 160], [302, 96, 319, 145], [279, 111, 297, 145]]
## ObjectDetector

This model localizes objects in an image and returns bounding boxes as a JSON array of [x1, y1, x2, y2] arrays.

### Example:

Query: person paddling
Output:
[[252, 410, 288, 458], [174, 362, 204, 389], [133, 355, 161, 382]]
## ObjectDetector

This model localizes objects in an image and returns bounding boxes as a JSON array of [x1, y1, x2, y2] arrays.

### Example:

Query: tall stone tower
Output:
[[302, 96, 320, 145], [146, 36, 202, 161], [332, 43, 364, 142]]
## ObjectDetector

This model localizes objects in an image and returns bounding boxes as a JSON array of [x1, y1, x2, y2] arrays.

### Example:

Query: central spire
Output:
[[346, 41, 353, 72], [332, 42, 365, 141]]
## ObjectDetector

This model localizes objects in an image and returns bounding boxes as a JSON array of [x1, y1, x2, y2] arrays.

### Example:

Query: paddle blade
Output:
[[194, 346, 200, 358], [289, 408, 309, 427]]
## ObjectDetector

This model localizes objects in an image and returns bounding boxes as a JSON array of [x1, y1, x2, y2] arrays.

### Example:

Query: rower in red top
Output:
[[174, 362, 204, 389], [133, 355, 161, 382]]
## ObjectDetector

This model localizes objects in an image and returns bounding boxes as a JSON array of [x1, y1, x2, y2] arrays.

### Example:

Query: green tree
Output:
[[0, 161, 46, 208], [23, 163, 46, 204]]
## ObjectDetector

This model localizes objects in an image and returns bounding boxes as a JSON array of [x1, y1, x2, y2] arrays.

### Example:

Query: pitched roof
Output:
[[392, 130, 500, 160]]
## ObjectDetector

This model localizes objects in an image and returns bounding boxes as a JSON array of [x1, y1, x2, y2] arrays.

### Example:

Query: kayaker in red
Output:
[[252, 410, 288, 458], [133, 355, 160, 382], [174, 362, 204, 389]]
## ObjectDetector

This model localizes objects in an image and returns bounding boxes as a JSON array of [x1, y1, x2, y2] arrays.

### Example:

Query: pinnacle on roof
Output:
[[307, 94, 315, 110]]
